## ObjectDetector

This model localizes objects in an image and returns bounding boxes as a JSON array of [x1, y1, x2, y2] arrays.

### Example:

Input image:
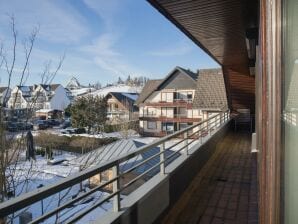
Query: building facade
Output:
[[105, 92, 139, 123], [137, 67, 228, 137], [7, 84, 70, 111], [137, 67, 201, 137], [7, 86, 33, 109]]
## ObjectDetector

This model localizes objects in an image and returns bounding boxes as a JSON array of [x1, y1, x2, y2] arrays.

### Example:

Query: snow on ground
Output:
[[7, 129, 206, 223], [90, 84, 142, 97], [8, 152, 112, 223]]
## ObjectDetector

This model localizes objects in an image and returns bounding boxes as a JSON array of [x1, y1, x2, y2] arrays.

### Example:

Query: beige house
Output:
[[105, 92, 139, 123], [136, 67, 228, 137]]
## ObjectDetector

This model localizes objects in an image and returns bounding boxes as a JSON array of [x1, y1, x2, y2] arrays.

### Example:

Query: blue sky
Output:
[[0, 0, 219, 87]]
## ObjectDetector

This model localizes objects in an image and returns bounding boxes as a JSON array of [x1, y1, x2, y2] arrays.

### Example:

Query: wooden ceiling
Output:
[[148, 0, 258, 113]]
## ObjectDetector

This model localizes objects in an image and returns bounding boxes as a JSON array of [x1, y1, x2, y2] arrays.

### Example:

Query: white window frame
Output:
[[147, 121, 157, 129]]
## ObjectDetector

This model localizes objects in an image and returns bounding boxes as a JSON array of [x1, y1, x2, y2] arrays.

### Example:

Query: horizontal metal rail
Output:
[[0, 111, 230, 223]]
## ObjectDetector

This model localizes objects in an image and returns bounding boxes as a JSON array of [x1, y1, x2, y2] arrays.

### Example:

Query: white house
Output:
[[7, 84, 70, 111], [32, 84, 70, 111], [7, 86, 33, 109], [0, 87, 11, 107]]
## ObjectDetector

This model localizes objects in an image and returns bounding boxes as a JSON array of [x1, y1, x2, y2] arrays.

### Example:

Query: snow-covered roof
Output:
[[36, 109, 55, 113], [69, 139, 179, 177], [18, 86, 32, 93], [91, 84, 142, 97], [69, 88, 94, 97], [66, 77, 82, 89], [122, 93, 138, 101]]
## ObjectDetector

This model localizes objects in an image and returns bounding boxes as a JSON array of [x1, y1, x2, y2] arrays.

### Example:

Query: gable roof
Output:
[[69, 139, 179, 177], [66, 76, 81, 89], [177, 66, 198, 80], [160, 66, 198, 87], [107, 92, 139, 111], [193, 68, 228, 111], [50, 84, 60, 91], [135, 79, 163, 105], [39, 84, 60, 92], [135, 66, 197, 105]]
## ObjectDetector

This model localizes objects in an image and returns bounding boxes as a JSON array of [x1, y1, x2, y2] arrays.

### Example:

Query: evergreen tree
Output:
[[118, 77, 123, 84], [70, 95, 107, 133]]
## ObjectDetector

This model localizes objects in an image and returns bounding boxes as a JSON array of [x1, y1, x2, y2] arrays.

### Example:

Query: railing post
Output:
[[112, 164, 120, 212], [220, 113, 223, 126], [160, 142, 165, 175], [209, 120, 212, 136], [184, 131, 189, 155], [200, 128, 203, 144]]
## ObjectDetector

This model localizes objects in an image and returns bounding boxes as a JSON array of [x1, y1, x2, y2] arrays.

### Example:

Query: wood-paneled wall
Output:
[[223, 66, 255, 114]]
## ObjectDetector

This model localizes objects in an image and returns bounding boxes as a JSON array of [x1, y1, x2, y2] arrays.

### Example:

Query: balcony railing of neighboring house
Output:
[[139, 113, 160, 118], [0, 111, 230, 223], [140, 113, 201, 122], [144, 100, 193, 108], [173, 98, 192, 103]]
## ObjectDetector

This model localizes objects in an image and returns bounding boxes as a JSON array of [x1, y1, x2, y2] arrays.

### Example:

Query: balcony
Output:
[[0, 111, 258, 223], [140, 113, 201, 123], [144, 99, 193, 108]]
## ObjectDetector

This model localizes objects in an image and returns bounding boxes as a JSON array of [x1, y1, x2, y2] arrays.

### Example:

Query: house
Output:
[[105, 92, 139, 123], [66, 76, 95, 98], [136, 66, 227, 137], [7, 86, 33, 109], [0, 87, 11, 107], [65, 76, 82, 90], [32, 84, 70, 111]]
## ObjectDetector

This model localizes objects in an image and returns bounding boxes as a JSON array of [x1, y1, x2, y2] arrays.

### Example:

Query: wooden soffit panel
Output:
[[148, 0, 258, 68]]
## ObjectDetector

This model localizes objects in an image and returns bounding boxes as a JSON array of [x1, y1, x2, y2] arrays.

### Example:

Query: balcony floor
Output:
[[162, 131, 258, 224]]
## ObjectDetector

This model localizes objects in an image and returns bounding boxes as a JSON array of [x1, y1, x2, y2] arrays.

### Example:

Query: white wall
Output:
[[0, 88, 11, 105], [50, 85, 70, 110], [7, 87, 29, 109], [146, 91, 161, 103]]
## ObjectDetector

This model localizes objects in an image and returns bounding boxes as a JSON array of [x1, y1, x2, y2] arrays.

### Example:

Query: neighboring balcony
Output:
[[143, 99, 193, 108], [139, 113, 201, 123]]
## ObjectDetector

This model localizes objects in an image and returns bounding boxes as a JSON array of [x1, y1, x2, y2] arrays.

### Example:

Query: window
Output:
[[283, 1, 298, 222], [147, 121, 157, 129], [178, 107, 187, 116], [162, 122, 174, 131], [147, 107, 156, 116], [161, 92, 173, 102], [161, 92, 167, 102], [187, 92, 193, 100], [179, 123, 188, 130], [161, 107, 172, 117]]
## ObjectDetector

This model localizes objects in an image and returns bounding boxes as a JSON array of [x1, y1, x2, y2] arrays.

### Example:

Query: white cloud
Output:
[[83, 0, 123, 28], [0, 0, 90, 44], [78, 31, 149, 78], [79, 1, 149, 78], [79, 33, 120, 56]]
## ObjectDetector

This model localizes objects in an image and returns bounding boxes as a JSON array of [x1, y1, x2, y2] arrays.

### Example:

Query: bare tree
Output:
[[0, 15, 65, 223]]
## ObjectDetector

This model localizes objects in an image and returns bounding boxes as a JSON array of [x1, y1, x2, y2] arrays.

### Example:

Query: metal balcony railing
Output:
[[0, 111, 230, 223]]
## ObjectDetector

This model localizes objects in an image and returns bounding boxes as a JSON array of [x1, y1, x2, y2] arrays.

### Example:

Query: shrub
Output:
[[34, 133, 117, 154]]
